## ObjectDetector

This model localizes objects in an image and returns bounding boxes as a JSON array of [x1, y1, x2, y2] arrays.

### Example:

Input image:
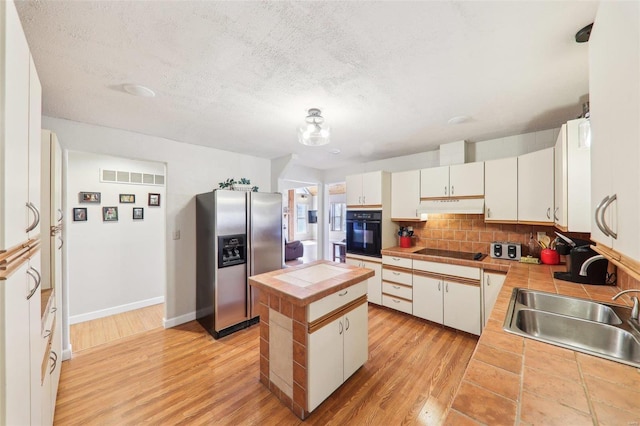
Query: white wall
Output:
[[43, 117, 271, 329], [67, 151, 166, 322]]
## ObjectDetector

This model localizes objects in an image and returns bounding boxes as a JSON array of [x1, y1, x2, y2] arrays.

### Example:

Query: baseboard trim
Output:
[[163, 311, 196, 328], [69, 296, 165, 325], [62, 346, 73, 361]]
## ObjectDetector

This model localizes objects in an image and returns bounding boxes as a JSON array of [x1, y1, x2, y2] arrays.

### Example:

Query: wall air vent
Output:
[[100, 168, 165, 187]]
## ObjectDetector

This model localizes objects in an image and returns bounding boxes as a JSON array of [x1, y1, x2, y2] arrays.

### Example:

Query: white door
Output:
[[483, 272, 506, 327], [420, 166, 449, 198], [391, 170, 420, 219], [412, 274, 443, 324], [449, 162, 484, 197], [554, 125, 567, 229], [343, 303, 368, 380], [361, 171, 382, 206], [362, 260, 382, 305], [28, 55, 42, 239], [307, 316, 344, 412], [484, 157, 518, 222], [518, 148, 554, 223], [346, 174, 363, 206], [444, 281, 481, 335]]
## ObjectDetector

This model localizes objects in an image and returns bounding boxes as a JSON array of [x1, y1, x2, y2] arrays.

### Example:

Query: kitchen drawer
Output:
[[382, 294, 413, 315], [382, 267, 412, 286], [308, 281, 367, 322], [413, 260, 480, 280], [382, 282, 412, 300], [382, 255, 412, 269]]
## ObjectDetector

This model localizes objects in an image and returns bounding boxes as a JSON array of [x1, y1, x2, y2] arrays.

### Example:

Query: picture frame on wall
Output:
[[102, 206, 118, 222], [73, 207, 87, 222], [133, 207, 144, 220], [119, 194, 135, 203], [148, 193, 161, 207], [79, 192, 101, 203]]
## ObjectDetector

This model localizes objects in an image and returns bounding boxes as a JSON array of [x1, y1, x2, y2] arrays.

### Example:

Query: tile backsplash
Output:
[[397, 214, 590, 256]]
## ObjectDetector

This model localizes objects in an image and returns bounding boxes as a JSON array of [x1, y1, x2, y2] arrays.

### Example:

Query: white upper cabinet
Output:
[[420, 163, 484, 199], [589, 1, 640, 266], [346, 171, 388, 208], [1, 0, 31, 250], [28, 55, 42, 239], [517, 147, 554, 224], [484, 157, 518, 222], [391, 170, 425, 220], [554, 119, 591, 233]]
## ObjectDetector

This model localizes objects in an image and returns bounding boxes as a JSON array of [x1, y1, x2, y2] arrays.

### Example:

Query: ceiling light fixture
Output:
[[447, 115, 471, 125], [123, 84, 156, 97], [298, 108, 330, 146]]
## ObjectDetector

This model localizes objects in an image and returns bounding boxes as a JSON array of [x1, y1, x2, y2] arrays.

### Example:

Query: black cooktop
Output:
[[415, 248, 486, 261]]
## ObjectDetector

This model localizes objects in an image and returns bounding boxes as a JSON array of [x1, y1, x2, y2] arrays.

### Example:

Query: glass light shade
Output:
[[298, 123, 330, 146], [578, 119, 591, 149]]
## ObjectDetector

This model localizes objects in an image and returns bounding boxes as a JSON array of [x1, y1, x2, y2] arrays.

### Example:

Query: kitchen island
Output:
[[249, 260, 374, 420]]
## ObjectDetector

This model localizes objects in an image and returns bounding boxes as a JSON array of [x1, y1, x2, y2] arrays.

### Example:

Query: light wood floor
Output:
[[69, 304, 164, 352], [55, 305, 477, 425]]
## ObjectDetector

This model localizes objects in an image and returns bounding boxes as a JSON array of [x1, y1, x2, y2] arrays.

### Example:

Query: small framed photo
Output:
[[73, 207, 87, 222], [119, 194, 135, 203], [133, 207, 144, 220], [79, 192, 101, 203], [102, 206, 118, 222], [148, 193, 161, 207]]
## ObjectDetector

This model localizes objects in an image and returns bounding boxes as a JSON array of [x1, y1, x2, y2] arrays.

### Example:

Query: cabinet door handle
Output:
[[57, 208, 64, 223], [553, 207, 559, 221], [362, 196, 366, 204], [446, 283, 449, 293], [50, 351, 58, 374], [26, 202, 40, 232], [345, 317, 350, 331], [338, 290, 348, 296], [51, 307, 57, 313], [546, 207, 551, 219], [43, 330, 51, 338], [438, 281, 441, 291], [601, 194, 617, 239], [486, 207, 491, 218], [451, 185, 454, 195], [26, 267, 41, 300], [487, 276, 491, 286], [595, 196, 610, 236], [339, 321, 343, 335], [57, 236, 64, 250], [444, 186, 448, 196]]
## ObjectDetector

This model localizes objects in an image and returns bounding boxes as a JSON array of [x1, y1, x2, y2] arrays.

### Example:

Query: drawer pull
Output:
[[392, 257, 400, 261], [392, 299, 400, 304], [338, 290, 348, 296], [392, 272, 400, 275], [43, 330, 51, 338], [393, 285, 400, 289]]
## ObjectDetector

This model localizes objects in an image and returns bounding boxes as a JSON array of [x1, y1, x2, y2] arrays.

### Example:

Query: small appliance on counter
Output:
[[490, 242, 521, 261], [553, 233, 609, 285]]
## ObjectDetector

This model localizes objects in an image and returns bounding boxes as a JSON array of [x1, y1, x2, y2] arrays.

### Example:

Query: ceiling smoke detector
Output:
[[298, 108, 330, 146], [123, 84, 156, 97]]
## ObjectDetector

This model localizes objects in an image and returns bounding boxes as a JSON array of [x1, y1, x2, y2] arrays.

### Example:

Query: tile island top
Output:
[[249, 260, 374, 306]]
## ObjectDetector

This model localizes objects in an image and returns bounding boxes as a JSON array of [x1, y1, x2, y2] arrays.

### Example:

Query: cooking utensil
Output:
[[555, 232, 577, 247]]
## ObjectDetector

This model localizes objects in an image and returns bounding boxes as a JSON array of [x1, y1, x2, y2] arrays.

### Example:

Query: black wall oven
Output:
[[346, 210, 382, 258]]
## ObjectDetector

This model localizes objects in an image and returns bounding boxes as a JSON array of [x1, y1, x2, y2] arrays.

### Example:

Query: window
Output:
[[330, 202, 346, 231], [296, 204, 307, 234]]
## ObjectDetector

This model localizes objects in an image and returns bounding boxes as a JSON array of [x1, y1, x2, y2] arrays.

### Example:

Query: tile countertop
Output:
[[248, 260, 374, 307], [381, 246, 640, 425]]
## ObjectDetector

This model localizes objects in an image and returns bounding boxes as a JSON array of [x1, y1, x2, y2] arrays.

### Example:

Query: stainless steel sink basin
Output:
[[516, 289, 622, 325], [504, 288, 640, 368]]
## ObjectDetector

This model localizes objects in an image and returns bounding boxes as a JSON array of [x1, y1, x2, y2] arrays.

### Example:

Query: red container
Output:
[[399, 236, 412, 248], [540, 248, 560, 265]]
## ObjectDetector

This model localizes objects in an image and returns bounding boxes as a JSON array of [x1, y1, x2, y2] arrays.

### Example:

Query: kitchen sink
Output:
[[516, 289, 622, 325], [504, 288, 640, 368]]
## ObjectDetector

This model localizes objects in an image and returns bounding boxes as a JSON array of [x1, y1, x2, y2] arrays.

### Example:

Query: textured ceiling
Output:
[[16, 1, 598, 169]]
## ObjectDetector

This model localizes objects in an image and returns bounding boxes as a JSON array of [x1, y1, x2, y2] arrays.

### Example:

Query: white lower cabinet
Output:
[[412, 274, 443, 324], [443, 281, 481, 335], [307, 302, 368, 412], [346, 256, 382, 305], [483, 272, 507, 326]]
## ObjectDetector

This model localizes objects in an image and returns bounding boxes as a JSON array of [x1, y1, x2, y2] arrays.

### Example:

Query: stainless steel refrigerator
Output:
[[196, 190, 283, 338]]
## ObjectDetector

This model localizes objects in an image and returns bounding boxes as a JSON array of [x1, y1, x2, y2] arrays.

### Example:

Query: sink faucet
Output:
[[579, 255, 606, 276], [612, 289, 640, 321]]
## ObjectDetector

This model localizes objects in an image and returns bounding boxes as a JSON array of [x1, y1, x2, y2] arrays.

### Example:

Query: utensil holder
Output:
[[540, 248, 560, 265], [399, 236, 412, 248]]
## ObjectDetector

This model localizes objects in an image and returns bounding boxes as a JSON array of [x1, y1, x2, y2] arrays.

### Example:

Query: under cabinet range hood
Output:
[[417, 198, 485, 215]]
